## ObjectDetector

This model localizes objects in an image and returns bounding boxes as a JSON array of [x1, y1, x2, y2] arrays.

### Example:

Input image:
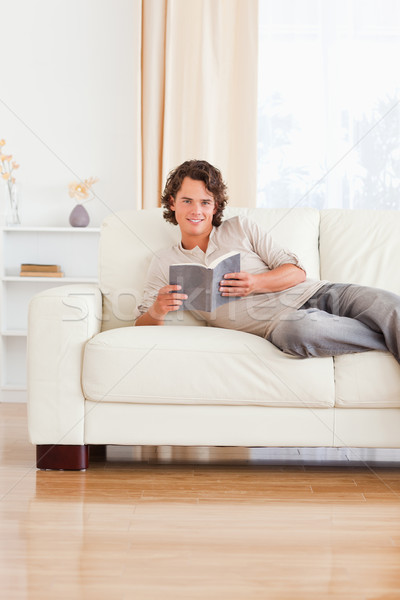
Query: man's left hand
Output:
[[219, 272, 257, 297]]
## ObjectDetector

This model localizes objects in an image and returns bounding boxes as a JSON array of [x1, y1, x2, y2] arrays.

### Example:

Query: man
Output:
[[136, 160, 400, 364]]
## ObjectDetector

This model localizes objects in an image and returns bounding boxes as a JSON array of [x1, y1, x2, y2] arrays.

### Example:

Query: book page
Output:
[[208, 250, 241, 270]]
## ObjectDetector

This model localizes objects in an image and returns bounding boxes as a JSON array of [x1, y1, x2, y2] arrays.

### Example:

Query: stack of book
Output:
[[20, 264, 64, 277]]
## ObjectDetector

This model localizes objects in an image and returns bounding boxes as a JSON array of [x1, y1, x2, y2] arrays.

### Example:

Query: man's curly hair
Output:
[[161, 160, 228, 227]]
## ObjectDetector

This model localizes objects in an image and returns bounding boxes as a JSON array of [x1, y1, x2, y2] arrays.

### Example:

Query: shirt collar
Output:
[[178, 227, 218, 257]]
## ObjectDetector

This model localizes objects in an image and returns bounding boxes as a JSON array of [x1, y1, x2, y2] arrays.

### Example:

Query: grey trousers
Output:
[[267, 283, 400, 363]]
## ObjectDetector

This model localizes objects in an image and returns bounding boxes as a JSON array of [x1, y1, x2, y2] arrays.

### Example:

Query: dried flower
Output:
[[0, 139, 20, 225], [0, 141, 18, 191], [68, 177, 98, 203]]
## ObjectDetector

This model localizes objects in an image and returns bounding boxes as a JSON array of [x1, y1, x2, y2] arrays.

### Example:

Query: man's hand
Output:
[[219, 264, 306, 297], [149, 285, 188, 318], [219, 272, 257, 297], [135, 285, 188, 327]]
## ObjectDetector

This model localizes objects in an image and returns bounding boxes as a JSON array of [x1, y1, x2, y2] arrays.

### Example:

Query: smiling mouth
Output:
[[187, 219, 204, 223]]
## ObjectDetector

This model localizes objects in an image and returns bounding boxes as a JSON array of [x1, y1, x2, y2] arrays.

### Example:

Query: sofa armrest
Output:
[[27, 284, 102, 445]]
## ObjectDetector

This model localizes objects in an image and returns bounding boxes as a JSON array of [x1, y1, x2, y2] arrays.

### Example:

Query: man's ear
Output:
[[169, 195, 175, 211]]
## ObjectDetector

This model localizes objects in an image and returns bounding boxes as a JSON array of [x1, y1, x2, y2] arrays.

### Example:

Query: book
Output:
[[169, 251, 241, 312], [20, 264, 61, 272], [20, 271, 64, 277]]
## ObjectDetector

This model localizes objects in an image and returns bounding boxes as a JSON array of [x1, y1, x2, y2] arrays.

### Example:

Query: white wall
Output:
[[0, 0, 141, 227]]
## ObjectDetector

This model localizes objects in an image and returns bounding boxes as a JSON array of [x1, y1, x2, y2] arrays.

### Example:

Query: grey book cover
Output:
[[169, 252, 241, 312]]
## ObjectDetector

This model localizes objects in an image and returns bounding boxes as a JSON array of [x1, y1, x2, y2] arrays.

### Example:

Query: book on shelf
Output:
[[20, 271, 64, 277], [20, 264, 61, 273], [19, 264, 64, 277], [169, 251, 241, 312]]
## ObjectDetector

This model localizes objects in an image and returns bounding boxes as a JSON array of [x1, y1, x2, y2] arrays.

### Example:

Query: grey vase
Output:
[[69, 204, 90, 227]]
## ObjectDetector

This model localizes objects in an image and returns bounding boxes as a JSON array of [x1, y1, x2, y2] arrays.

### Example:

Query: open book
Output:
[[169, 251, 241, 312]]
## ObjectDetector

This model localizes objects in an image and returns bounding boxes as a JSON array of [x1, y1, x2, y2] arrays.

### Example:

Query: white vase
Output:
[[5, 182, 20, 226]]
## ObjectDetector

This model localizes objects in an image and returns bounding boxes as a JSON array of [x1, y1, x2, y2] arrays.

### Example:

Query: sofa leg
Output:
[[36, 445, 89, 470], [89, 444, 107, 461]]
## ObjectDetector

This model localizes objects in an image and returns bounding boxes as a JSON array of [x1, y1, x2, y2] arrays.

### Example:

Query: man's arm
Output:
[[135, 285, 188, 326], [219, 264, 306, 297]]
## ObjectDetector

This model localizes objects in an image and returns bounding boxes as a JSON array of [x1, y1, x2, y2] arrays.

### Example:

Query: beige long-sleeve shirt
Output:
[[136, 215, 326, 338]]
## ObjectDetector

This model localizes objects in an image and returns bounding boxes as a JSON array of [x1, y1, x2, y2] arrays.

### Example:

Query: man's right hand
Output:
[[150, 285, 188, 318], [135, 285, 188, 326]]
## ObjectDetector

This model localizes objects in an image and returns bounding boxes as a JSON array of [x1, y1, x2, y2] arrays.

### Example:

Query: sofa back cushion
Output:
[[99, 207, 321, 331], [320, 209, 400, 293]]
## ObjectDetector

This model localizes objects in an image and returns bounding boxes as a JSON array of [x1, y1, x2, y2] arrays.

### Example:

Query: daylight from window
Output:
[[257, 0, 400, 209]]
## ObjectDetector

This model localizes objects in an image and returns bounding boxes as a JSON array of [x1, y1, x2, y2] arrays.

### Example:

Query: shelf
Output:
[[2, 330, 27, 337], [0, 226, 100, 400], [3, 276, 99, 283], [2, 226, 101, 233], [1, 384, 27, 392]]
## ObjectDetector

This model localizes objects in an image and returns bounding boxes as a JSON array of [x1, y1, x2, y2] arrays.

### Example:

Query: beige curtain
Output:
[[140, 0, 258, 208]]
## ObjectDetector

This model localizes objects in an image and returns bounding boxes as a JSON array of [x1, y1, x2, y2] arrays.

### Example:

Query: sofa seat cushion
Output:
[[82, 326, 335, 408], [334, 352, 400, 408]]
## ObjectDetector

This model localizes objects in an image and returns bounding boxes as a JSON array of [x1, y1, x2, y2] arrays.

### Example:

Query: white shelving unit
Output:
[[0, 226, 101, 402]]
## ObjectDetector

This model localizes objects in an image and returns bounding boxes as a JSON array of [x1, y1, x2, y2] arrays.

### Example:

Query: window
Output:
[[257, 0, 400, 209]]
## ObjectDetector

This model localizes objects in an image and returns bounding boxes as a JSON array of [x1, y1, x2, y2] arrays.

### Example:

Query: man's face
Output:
[[170, 177, 216, 247]]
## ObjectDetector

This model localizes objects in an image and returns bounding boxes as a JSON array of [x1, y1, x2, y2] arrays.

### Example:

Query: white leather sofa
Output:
[[27, 207, 400, 469]]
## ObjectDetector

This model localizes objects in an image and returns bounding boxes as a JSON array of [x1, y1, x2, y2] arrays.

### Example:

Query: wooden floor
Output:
[[2, 403, 400, 599]]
